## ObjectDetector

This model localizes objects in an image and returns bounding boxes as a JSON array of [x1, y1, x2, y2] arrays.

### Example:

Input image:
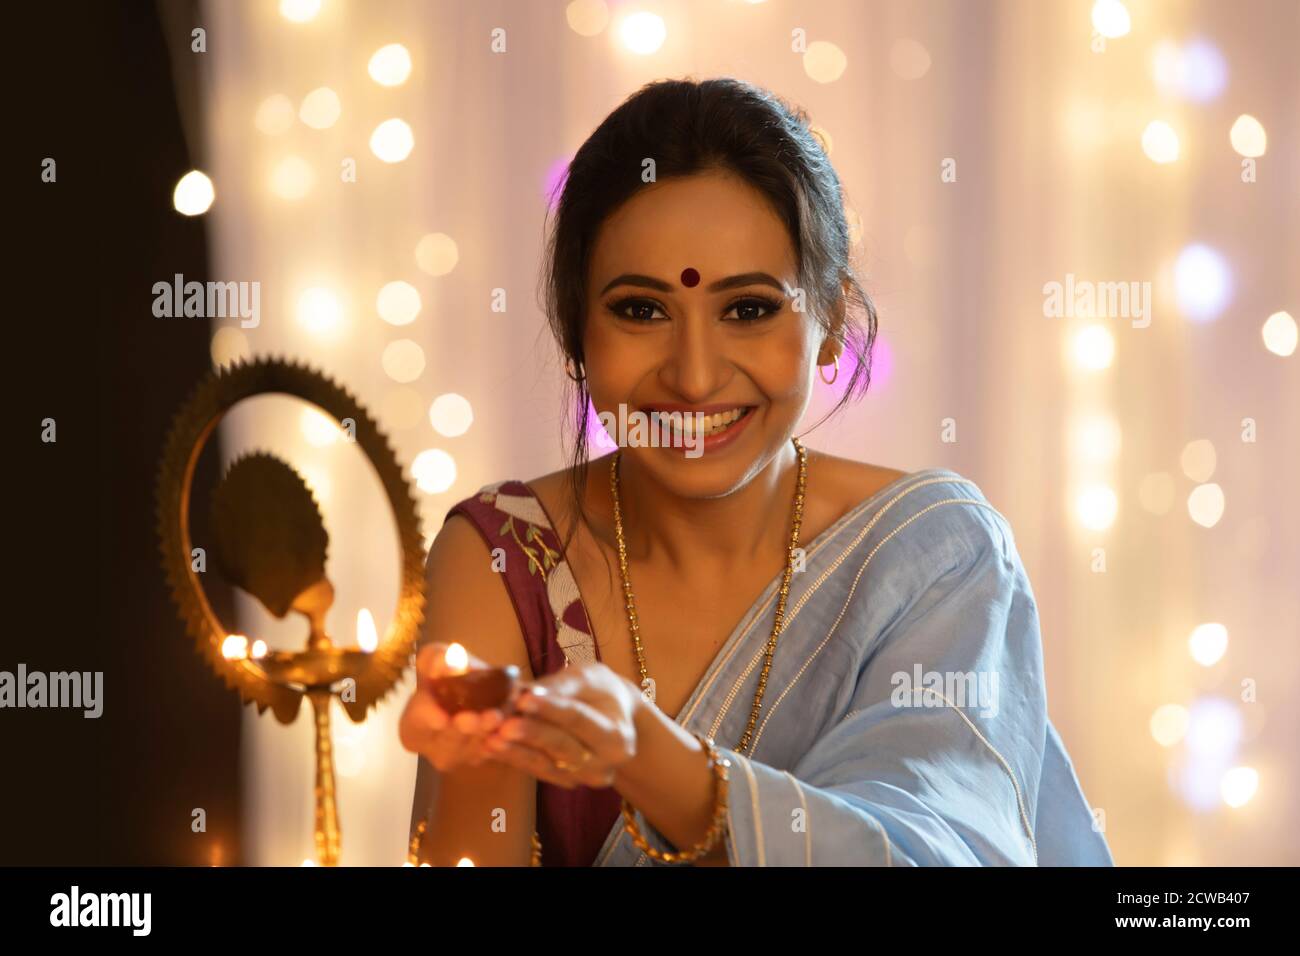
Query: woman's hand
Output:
[[481, 662, 644, 790], [398, 642, 509, 772]]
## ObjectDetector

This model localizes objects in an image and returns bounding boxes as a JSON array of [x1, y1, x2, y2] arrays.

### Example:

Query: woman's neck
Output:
[[609, 440, 802, 572]]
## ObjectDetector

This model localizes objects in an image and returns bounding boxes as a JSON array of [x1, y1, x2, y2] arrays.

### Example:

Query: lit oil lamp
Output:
[[428, 642, 519, 714]]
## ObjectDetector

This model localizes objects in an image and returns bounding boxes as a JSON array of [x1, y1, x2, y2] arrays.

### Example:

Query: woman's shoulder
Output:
[[813, 453, 1017, 579]]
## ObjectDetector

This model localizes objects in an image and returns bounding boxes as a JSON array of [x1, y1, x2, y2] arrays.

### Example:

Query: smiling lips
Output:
[[642, 404, 755, 437]]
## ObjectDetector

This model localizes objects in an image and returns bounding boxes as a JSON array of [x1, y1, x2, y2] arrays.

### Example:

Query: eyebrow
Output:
[[598, 272, 788, 295]]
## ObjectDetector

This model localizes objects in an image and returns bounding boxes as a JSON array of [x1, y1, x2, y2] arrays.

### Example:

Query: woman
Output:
[[399, 77, 1113, 867]]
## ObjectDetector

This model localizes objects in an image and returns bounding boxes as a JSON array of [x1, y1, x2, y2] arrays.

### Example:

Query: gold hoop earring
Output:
[[818, 355, 840, 386]]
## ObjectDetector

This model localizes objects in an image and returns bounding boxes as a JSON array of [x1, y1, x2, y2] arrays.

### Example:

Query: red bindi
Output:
[[680, 267, 700, 288]]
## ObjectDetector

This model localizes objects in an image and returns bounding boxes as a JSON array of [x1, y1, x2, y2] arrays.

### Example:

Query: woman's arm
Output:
[[405, 515, 537, 866], [612, 701, 729, 865]]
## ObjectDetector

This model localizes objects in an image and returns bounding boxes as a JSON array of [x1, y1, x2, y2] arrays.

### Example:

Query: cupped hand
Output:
[[480, 662, 643, 790], [398, 642, 509, 772]]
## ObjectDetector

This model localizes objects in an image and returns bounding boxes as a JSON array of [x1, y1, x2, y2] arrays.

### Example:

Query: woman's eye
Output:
[[724, 296, 784, 323], [608, 298, 667, 323]]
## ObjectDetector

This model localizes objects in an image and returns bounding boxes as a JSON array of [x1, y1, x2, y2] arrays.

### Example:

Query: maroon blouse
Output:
[[446, 480, 622, 866]]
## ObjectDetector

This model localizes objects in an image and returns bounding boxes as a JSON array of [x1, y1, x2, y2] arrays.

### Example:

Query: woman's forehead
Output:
[[589, 176, 795, 287]]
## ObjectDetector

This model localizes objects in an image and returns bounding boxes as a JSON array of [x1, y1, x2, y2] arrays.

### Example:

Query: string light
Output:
[[412, 449, 457, 494], [1179, 439, 1216, 483], [1188, 622, 1228, 667], [254, 94, 295, 135], [382, 339, 426, 383], [1261, 310, 1297, 357], [368, 44, 412, 86], [270, 155, 314, 200], [1220, 767, 1259, 808], [299, 87, 341, 130], [429, 393, 474, 437], [296, 287, 343, 338], [173, 170, 215, 216], [1075, 484, 1118, 531], [1229, 115, 1267, 157], [1091, 0, 1131, 39], [1141, 120, 1180, 164], [415, 233, 459, 276], [1150, 704, 1190, 747], [210, 327, 250, 368], [566, 0, 609, 37], [280, 0, 321, 24], [1187, 483, 1225, 528], [1072, 324, 1115, 371], [618, 12, 666, 55], [377, 281, 422, 326], [370, 119, 414, 163], [803, 40, 847, 83], [1174, 244, 1232, 322]]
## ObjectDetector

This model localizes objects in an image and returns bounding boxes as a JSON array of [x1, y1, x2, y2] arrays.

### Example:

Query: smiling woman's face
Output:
[[583, 168, 834, 499]]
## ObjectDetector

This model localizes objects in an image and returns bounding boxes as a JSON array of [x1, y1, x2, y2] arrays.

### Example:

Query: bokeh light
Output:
[[1261, 310, 1297, 357], [1221, 767, 1259, 808], [1072, 324, 1115, 371], [254, 93, 295, 135], [296, 287, 343, 337], [377, 281, 422, 326], [1071, 414, 1122, 463], [618, 12, 665, 55], [173, 170, 215, 216], [368, 44, 412, 86], [1179, 439, 1216, 483], [1150, 704, 1190, 748], [429, 393, 474, 437], [415, 233, 459, 276], [382, 339, 426, 383], [280, 0, 321, 24], [1174, 244, 1232, 322], [1141, 120, 1180, 163], [1091, 0, 1131, 39], [1152, 38, 1228, 102], [803, 40, 848, 83], [1187, 483, 1225, 528], [370, 119, 414, 163], [1188, 622, 1228, 667], [270, 155, 314, 200], [210, 327, 250, 368], [1229, 114, 1267, 157], [299, 86, 341, 129], [412, 448, 457, 494], [1076, 484, 1118, 531], [566, 0, 609, 37]]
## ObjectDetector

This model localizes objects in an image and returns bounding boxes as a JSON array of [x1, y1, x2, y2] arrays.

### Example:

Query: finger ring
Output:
[[556, 750, 592, 773]]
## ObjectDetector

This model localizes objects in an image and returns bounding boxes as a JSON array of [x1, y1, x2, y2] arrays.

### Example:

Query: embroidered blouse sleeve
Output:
[[712, 505, 1048, 866]]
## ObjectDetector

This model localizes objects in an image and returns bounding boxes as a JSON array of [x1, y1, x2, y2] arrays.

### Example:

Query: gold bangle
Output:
[[622, 731, 731, 864]]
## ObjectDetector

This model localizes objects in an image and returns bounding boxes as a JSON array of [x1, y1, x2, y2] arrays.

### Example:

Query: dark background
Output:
[[7, 0, 241, 865]]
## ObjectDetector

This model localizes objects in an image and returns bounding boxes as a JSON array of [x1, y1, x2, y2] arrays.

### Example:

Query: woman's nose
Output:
[[659, 317, 728, 400]]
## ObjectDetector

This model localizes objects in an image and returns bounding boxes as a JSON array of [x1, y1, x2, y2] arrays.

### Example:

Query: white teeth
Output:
[[651, 406, 749, 437]]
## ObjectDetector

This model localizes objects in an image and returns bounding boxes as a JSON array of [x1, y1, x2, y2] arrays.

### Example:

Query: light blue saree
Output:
[[598, 468, 1114, 866]]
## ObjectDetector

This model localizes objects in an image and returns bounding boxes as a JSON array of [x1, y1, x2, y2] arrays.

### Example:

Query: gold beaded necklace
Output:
[[413, 439, 808, 866], [609, 436, 808, 755]]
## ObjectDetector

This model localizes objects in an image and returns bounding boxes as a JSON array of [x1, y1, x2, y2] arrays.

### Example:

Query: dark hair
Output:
[[537, 76, 877, 557]]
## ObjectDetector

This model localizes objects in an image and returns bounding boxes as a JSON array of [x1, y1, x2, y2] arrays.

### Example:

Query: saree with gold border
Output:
[[410, 468, 1114, 867]]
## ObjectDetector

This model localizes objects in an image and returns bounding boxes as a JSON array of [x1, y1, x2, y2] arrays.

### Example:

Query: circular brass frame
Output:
[[155, 357, 425, 725]]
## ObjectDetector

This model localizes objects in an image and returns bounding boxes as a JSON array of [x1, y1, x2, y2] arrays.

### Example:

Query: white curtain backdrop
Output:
[[197, 0, 1298, 865]]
